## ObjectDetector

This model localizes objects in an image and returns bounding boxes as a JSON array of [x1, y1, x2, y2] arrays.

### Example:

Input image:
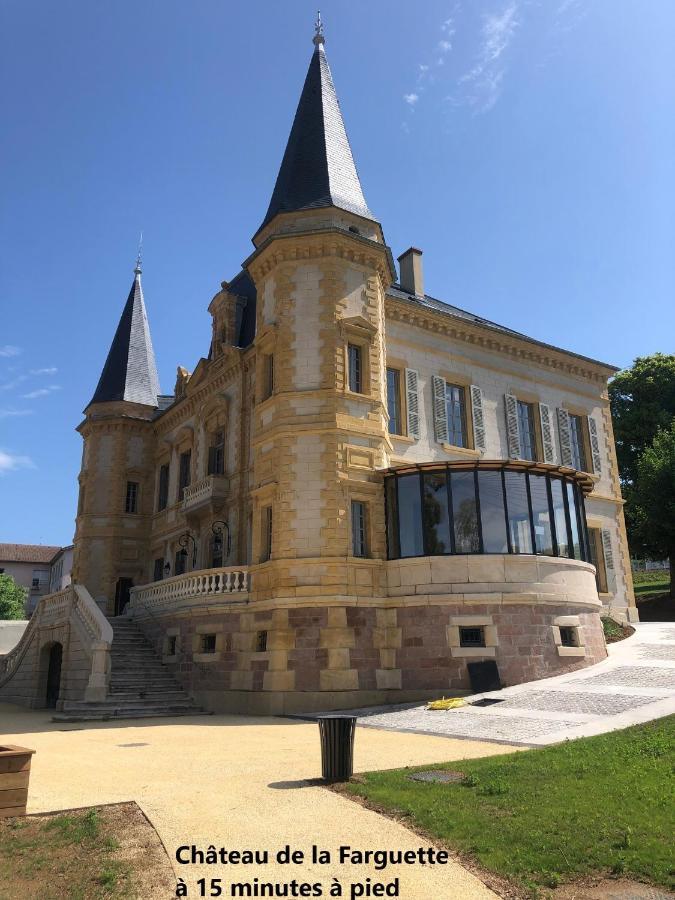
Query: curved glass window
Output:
[[385, 464, 590, 563]]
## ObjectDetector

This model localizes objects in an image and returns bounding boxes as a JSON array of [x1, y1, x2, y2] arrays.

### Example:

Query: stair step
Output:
[[52, 710, 212, 722]]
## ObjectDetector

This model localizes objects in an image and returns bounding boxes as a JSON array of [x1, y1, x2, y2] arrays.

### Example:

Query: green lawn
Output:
[[344, 717, 675, 896], [633, 573, 671, 596]]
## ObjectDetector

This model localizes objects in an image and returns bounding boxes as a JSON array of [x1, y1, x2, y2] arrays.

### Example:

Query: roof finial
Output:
[[134, 232, 143, 276], [313, 10, 324, 48]]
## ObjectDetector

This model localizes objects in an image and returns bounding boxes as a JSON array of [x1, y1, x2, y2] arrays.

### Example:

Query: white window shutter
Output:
[[470, 385, 487, 452], [538, 403, 556, 464], [405, 368, 420, 439], [431, 375, 448, 444], [601, 528, 617, 593], [504, 393, 521, 459], [557, 407, 573, 467], [588, 415, 602, 474]]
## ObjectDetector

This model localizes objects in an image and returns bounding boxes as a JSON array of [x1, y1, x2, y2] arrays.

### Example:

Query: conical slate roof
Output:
[[257, 31, 374, 234], [89, 269, 160, 407]]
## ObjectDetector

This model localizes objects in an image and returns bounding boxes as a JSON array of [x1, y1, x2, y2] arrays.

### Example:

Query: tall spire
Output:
[[256, 15, 375, 235], [89, 257, 161, 408]]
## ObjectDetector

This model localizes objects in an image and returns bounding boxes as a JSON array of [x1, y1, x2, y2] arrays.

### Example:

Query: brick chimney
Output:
[[397, 247, 424, 297]]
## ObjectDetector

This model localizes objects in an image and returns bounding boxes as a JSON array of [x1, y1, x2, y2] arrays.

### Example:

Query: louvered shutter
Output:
[[539, 403, 555, 463], [587, 416, 602, 474], [431, 375, 448, 444], [405, 368, 420, 439], [504, 394, 521, 459], [557, 407, 573, 467], [601, 529, 617, 593], [470, 385, 486, 452]]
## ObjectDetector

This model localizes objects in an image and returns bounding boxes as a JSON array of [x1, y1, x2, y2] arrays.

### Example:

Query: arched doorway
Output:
[[114, 578, 133, 616], [45, 643, 62, 708]]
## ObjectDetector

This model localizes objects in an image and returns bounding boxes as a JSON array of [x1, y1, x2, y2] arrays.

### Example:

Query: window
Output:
[[569, 414, 588, 472], [175, 549, 187, 576], [478, 471, 508, 553], [505, 470, 533, 554], [261, 505, 273, 562], [157, 464, 169, 511], [559, 626, 578, 648], [178, 451, 191, 500], [153, 557, 164, 582], [256, 630, 268, 652], [517, 401, 537, 461], [351, 500, 368, 557], [167, 635, 177, 656], [208, 431, 225, 476], [386, 368, 402, 435], [459, 627, 485, 648], [125, 481, 139, 514], [529, 473, 554, 556], [588, 527, 608, 593], [445, 384, 467, 448], [210, 532, 224, 568], [78, 487, 85, 516], [452, 471, 480, 553], [385, 466, 591, 563], [347, 343, 362, 393], [200, 634, 217, 653], [32, 577, 40, 588], [261, 354, 274, 401], [397, 474, 424, 558], [422, 472, 451, 554]]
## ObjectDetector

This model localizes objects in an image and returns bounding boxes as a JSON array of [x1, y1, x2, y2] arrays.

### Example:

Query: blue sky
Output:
[[1, 0, 673, 546]]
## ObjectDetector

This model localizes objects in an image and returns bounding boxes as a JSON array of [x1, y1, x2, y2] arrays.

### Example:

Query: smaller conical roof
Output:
[[89, 269, 160, 407]]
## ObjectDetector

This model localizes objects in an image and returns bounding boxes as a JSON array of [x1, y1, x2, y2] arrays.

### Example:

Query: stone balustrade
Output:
[[128, 566, 250, 617], [182, 475, 229, 513]]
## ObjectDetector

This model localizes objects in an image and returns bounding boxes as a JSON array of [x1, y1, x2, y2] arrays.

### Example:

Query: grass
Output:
[[344, 717, 675, 897], [632, 570, 671, 596], [0, 807, 132, 899], [601, 617, 633, 643]]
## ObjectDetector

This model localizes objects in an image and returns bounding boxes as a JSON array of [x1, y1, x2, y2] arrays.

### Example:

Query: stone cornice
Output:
[[245, 228, 395, 287], [385, 295, 616, 386]]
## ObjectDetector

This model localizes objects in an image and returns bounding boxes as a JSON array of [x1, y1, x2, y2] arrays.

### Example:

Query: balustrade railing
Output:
[[182, 475, 229, 511], [129, 566, 249, 616]]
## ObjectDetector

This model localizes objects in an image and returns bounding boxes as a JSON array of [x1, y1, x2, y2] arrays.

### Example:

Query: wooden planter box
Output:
[[0, 745, 35, 818]]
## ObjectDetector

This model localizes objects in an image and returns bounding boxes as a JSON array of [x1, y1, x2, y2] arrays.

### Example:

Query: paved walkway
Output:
[[0, 706, 515, 899], [313, 623, 675, 746]]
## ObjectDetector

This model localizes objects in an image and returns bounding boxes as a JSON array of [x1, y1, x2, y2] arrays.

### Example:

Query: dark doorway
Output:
[[114, 578, 133, 616], [45, 643, 62, 708]]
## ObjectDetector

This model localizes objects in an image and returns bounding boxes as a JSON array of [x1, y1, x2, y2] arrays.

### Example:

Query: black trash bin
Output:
[[318, 715, 356, 782]]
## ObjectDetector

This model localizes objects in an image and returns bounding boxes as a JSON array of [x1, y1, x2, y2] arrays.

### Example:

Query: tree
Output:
[[609, 353, 675, 486], [0, 574, 27, 620], [631, 424, 675, 599]]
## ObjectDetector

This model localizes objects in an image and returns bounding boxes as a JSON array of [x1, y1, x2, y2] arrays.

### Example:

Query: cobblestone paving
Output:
[[639, 644, 675, 661], [355, 707, 580, 743], [494, 690, 657, 715], [577, 666, 675, 689]]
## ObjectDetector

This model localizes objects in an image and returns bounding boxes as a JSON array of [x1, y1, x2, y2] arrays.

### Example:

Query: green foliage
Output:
[[0, 573, 27, 620], [601, 617, 624, 640], [346, 717, 675, 894], [609, 353, 675, 485], [631, 423, 675, 595]]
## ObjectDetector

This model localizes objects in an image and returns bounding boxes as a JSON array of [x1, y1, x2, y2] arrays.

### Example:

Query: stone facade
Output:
[[65, 28, 635, 714]]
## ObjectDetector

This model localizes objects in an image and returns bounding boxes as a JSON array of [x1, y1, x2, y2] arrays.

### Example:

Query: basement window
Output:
[[256, 630, 268, 653], [200, 634, 217, 654], [459, 627, 486, 648], [559, 626, 578, 648]]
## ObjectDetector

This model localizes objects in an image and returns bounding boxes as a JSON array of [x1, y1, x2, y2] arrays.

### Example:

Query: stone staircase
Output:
[[52, 616, 209, 722]]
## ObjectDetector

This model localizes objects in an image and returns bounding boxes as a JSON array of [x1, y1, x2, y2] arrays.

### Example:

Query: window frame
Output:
[[386, 366, 404, 436], [568, 413, 589, 473], [459, 626, 486, 648], [260, 504, 273, 563], [445, 382, 468, 449], [351, 499, 368, 558], [125, 481, 139, 515], [347, 342, 363, 394], [178, 450, 192, 501], [208, 430, 225, 476], [157, 463, 170, 511], [516, 399, 539, 462]]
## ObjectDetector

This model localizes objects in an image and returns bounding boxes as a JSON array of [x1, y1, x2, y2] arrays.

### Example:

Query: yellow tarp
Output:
[[426, 697, 467, 711]]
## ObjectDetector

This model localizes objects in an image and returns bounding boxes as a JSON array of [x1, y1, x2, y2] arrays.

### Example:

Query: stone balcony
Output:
[[181, 474, 229, 515], [128, 566, 250, 618]]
